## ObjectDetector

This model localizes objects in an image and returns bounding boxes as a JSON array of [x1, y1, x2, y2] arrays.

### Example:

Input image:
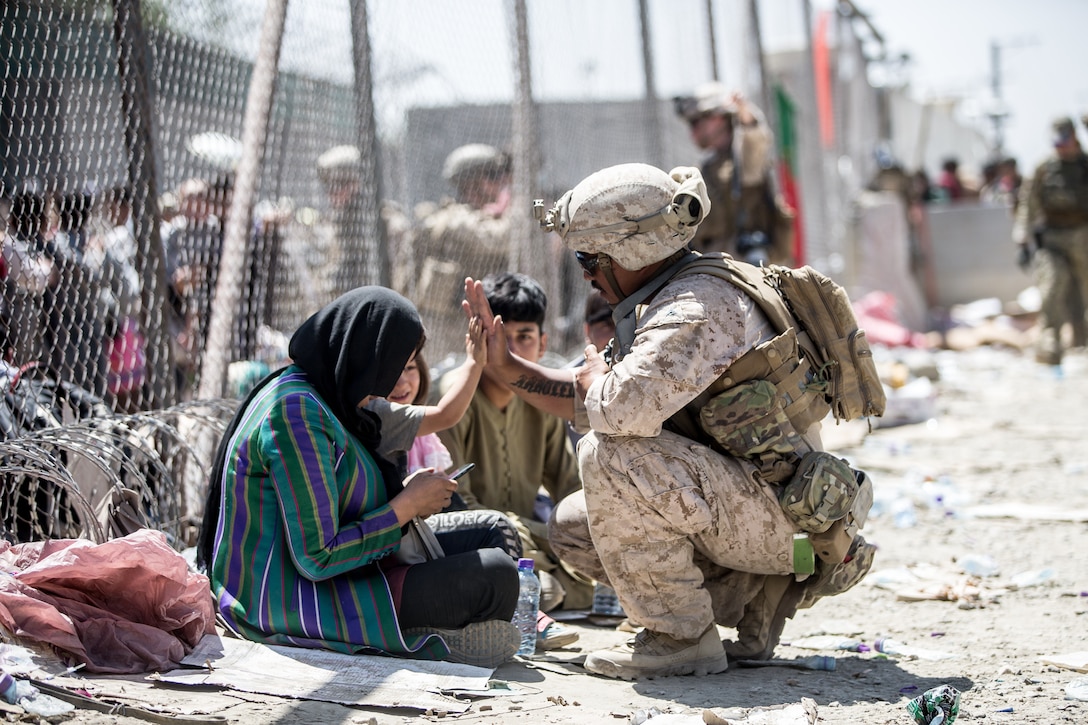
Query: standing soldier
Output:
[[412, 144, 513, 365], [673, 82, 794, 266], [1013, 117, 1088, 365]]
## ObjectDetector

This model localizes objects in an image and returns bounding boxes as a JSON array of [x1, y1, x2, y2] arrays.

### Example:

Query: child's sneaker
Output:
[[536, 612, 579, 650]]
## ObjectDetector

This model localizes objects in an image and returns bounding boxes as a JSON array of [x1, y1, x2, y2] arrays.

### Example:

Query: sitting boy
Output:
[[438, 273, 590, 647]]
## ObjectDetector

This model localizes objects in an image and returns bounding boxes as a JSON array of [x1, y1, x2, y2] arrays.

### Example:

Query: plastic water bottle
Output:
[[513, 558, 540, 656], [0, 672, 73, 717], [874, 638, 957, 661]]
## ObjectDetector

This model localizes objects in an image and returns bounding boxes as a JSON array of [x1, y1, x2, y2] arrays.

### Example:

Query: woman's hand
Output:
[[391, 468, 458, 522]]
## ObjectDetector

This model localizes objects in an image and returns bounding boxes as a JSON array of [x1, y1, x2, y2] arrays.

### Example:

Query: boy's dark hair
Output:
[[482, 272, 547, 328]]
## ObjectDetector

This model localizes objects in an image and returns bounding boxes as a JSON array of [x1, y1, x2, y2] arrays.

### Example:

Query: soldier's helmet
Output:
[[535, 163, 710, 271], [442, 144, 511, 186], [673, 81, 737, 123], [316, 145, 362, 184], [1052, 116, 1078, 147]]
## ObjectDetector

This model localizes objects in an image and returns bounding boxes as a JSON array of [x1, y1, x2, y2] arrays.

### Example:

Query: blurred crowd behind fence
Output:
[[2, 0, 997, 408], [0, 0, 995, 545]]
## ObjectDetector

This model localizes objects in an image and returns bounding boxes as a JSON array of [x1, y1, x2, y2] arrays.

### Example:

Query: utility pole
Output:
[[705, 0, 719, 81], [990, 40, 1006, 156], [988, 36, 1036, 157]]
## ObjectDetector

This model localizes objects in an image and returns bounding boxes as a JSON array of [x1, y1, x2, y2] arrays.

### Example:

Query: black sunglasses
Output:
[[575, 251, 602, 275]]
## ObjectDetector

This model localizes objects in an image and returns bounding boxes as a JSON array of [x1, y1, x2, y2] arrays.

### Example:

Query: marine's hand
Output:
[[463, 278, 496, 332], [397, 468, 458, 520], [573, 344, 608, 401], [487, 315, 512, 369]]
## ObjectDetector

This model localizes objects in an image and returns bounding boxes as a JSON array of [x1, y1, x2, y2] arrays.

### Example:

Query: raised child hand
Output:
[[465, 315, 487, 366]]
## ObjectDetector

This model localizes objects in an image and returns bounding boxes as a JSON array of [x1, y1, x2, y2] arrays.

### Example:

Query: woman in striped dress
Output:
[[198, 287, 519, 667]]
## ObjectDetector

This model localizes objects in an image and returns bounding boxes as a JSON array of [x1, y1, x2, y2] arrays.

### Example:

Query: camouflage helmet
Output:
[[673, 81, 738, 123], [1052, 116, 1077, 146], [536, 163, 710, 270], [316, 145, 362, 184], [442, 143, 511, 185]]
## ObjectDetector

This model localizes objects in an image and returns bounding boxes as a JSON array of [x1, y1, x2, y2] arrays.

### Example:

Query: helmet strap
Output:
[[597, 255, 626, 302]]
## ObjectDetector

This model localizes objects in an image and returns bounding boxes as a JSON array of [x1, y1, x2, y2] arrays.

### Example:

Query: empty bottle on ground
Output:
[[513, 558, 540, 656]]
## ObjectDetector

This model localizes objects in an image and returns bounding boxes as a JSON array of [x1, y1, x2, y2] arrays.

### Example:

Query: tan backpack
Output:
[[678, 254, 886, 424]]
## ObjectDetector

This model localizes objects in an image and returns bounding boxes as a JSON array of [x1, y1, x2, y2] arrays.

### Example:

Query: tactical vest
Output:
[[612, 253, 880, 483], [1037, 154, 1088, 229]]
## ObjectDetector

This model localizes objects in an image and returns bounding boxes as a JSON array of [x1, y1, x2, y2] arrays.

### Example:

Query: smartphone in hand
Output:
[[448, 462, 475, 480]]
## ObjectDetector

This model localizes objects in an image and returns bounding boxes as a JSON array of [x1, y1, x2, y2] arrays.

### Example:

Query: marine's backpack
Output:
[[677, 253, 885, 427]]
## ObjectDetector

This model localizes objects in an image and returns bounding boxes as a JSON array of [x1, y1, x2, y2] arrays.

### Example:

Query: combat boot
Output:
[[722, 574, 806, 661], [584, 625, 728, 680]]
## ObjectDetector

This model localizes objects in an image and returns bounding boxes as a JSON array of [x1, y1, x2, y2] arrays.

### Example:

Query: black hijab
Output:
[[197, 287, 424, 570]]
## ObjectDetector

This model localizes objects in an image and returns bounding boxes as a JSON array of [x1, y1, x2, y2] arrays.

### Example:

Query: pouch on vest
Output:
[[771, 268, 885, 421], [808, 469, 874, 563], [699, 379, 805, 481], [780, 451, 860, 534]]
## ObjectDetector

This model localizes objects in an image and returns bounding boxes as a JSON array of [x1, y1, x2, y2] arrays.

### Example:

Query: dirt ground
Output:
[[12, 345, 1088, 724]]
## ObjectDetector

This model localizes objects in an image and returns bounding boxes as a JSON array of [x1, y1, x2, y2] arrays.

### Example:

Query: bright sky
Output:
[[265, 0, 1087, 173], [809, 0, 1088, 170]]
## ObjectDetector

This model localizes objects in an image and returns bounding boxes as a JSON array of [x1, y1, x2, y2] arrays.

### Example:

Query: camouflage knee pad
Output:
[[798, 534, 876, 610]]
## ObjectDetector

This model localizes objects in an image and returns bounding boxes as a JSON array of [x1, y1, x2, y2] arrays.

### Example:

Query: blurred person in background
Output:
[[1, 189, 54, 366], [88, 186, 146, 412], [580, 290, 616, 355], [412, 144, 513, 365], [564, 290, 618, 452], [45, 190, 109, 397], [980, 156, 1022, 210], [935, 156, 972, 202], [673, 83, 794, 266], [160, 175, 232, 393], [315, 144, 413, 304], [1013, 116, 1088, 365], [315, 144, 365, 305]]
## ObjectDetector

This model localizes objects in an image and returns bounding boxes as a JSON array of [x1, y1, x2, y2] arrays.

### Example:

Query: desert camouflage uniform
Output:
[[411, 201, 510, 363], [553, 273, 820, 641], [1013, 152, 1088, 363]]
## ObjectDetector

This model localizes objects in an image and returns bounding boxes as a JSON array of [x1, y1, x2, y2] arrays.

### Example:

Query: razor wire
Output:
[[0, 399, 235, 550]]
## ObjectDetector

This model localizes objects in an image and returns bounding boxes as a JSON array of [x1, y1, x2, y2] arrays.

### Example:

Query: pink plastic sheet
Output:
[[853, 291, 930, 348], [0, 529, 215, 674]]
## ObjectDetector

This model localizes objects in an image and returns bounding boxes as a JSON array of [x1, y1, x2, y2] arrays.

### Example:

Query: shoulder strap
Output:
[[673, 253, 795, 334], [611, 251, 699, 360]]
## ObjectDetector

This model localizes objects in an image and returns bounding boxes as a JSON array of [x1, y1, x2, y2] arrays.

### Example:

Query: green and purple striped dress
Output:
[[208, 366, 447, 659]]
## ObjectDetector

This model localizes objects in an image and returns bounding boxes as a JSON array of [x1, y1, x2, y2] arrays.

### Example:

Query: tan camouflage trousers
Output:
[[553, 429, 799, 641], [1033, 225, 1088, 361]]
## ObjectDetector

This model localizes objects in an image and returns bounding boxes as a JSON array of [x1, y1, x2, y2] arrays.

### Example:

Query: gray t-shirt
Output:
[[366, 398, 425, 459]]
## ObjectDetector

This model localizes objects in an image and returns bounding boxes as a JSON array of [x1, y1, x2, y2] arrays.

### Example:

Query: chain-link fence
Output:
[[3, 0, 949, 546], [3, 0, 903, 410]]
